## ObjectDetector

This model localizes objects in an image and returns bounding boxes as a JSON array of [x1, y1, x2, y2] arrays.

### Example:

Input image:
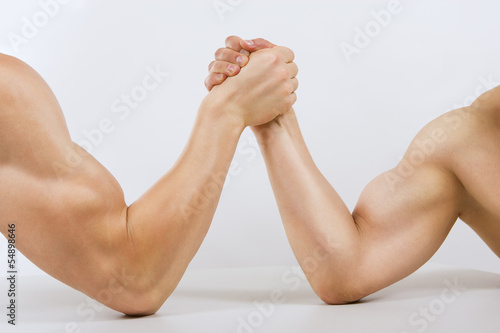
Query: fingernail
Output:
[[240, 49, 250, 56], [227, 64, 236, 73], [236, 56, 244, 65], [244, 39, 254, 46]]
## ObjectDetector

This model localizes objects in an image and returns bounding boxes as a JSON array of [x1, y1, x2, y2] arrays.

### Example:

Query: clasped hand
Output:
[[203, 36, 298, 128]]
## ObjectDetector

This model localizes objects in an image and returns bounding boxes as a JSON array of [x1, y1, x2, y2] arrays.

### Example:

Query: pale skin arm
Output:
[[209, 36, 469, 303], [251, 110, 464, 303], [0, 44, 298, 315]]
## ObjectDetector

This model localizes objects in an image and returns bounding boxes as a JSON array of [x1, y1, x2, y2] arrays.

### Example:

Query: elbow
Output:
[[304, 248, 369, 305], [311, 277, 368, 305], [122, 300, 162, 317], [94, 265, 169, 316], [111, 286, 165, 316], [316, 289, 361, 306]]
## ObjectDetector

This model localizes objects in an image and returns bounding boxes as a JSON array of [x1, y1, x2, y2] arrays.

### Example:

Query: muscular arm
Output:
[[0, 46, 297, 315], [253, 110, 465, 303], [207, 36, 470, 304], [0, 55, 245, 315]]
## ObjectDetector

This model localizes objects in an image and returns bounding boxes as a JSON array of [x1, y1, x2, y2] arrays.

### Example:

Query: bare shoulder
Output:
[[353, 103, 476, 230], [0, 53, 40, 90], [0, 52, 25, 69], [424, 86, 500, 257], [0, 52, 70, 161], [0, 53, 60, 115], [473, 84, 500, 114], [402, 84, 500, 175], [0, 52, 126, 231], [0, 54, 27, 106], [435, 86, 500, 172]]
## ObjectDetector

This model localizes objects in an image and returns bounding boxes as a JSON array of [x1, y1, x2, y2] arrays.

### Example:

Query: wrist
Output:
[[199, 93, 246, 135], [253, 108, 298, 143]]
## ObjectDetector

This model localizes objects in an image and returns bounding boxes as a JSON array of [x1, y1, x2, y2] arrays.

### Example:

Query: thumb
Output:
[[240, 38, 276, 52]]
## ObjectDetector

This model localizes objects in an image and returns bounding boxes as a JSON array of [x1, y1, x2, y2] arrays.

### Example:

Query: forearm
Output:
[[255, 111, 361, 284], [125, 96, 244, 298]]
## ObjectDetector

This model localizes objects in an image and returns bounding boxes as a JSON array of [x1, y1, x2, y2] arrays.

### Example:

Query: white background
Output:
[[0, 0, 499, 278]]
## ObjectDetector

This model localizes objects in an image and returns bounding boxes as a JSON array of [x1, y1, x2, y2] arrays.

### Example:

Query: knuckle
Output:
[[261, 51, 280, 65], [281, 85, 292, 96], [225, 35, 239, 47], [225, 35, 244, 51], [205, 75, 218, 89], [215, 48, 237, 63], [208, 60, 215, 71], [209, 61, 222, 73], [214, 48, 226, 59], [216, 73, 226, 84], [281, 46, 294, 59], [270, 52, 281, 63], [274, 46, 294, 62], [204, 76, 213, 89], [276, 66, 289, 80]]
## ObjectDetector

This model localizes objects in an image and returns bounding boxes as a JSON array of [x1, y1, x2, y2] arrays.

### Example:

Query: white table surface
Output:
[[2, 263, 499, 333]]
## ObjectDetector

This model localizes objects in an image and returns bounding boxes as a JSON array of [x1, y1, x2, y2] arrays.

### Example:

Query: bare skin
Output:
[[0, 45, 298, 315], [208, 36, 500, 304]]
